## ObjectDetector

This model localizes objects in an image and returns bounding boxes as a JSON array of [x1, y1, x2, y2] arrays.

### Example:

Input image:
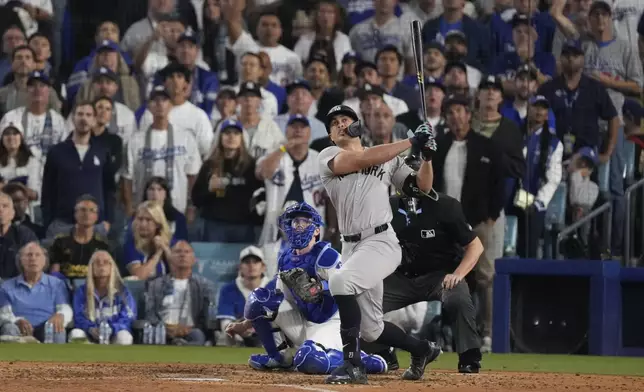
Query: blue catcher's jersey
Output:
[[278, 241, 341, 324]]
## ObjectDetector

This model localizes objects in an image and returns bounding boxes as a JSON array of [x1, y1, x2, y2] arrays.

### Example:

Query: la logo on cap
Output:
[[102, 40, 109, 45], [246, 82, 253, 88], [33, 71, 41, 77], [365, 84, 372, 91], [487, 76, 495, 82]]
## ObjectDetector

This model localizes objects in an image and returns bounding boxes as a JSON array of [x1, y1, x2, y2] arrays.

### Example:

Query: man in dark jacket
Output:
[[421, 0, 491, 71], [0, 191, 37, 279], [432, 93, 505, 353], [41, 101, 113, 240], [3, 182, 44, 239]]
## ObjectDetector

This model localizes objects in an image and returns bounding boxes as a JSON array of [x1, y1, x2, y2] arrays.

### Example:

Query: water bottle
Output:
[[142, 322, 152, 345], [155, 323, 166, 345], [99, 321, 110, 344], [44, 321, 54, 344]]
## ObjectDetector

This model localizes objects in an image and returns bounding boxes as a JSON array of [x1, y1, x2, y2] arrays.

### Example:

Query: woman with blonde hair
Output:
[[68, 250, 136, 345], [123, 201, 176, 279]]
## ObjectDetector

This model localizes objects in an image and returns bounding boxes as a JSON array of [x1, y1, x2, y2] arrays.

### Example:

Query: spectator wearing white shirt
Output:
[[401, 0, 444, 23], [610, 0, 644, 59], [211, 52, 278, 125], [0, 71, 66, 168], [274, 79, 327, 144], [293, 0, 352, 72], [443, 31, 482, 91], [223, 2, 302, 87], [139, 63, 214, 159], [66, 67, 136, 144], [120, 0, 180, 56], [342, 61, 409, 119], [348, 0, 414, 66], [122, 86, 201, 218], [8, 0, 53, 37], [0, 122, 41, 208], [74, 40, 141, 112], [213, 82, 283, 159]]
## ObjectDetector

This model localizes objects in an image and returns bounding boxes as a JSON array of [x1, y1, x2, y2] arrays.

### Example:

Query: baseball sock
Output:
[[375, 321, 428, 357], [334, 295, 362, 366]]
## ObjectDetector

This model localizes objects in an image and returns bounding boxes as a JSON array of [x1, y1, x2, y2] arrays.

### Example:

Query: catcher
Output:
[[225, 202, 387, 374]]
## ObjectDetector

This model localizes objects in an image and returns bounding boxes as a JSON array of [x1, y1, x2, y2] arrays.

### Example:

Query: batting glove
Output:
[[409, 122, 435, 148], [421, 137, 438, 161]]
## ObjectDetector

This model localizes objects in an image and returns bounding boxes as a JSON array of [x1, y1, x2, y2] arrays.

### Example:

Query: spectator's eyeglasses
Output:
[[76, 207, 98, 213]]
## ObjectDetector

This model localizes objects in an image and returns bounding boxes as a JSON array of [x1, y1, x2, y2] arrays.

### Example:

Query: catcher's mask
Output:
[[279, 202, 323, 249]]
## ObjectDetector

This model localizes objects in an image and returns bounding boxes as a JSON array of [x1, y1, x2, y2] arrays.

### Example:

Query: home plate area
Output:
[[1, 362, 643, 391]]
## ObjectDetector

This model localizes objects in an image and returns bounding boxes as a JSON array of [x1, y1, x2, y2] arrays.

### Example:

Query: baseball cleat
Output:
[[248, 354, 292, 371], [324, 360, 368, 384], [458, 361, 481, 374], [401, 341, 442, 381], [376, 347, 399, 371]]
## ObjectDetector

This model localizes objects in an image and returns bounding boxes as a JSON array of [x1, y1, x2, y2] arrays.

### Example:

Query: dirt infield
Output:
[[1, 361, 643, 392]]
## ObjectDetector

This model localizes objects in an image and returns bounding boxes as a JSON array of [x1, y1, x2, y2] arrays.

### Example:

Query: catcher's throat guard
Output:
[[279, 202, 323, 249]]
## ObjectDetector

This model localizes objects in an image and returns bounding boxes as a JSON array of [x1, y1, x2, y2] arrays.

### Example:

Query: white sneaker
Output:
[[481, 336, 492, 353], [0, 335, 24, 343]]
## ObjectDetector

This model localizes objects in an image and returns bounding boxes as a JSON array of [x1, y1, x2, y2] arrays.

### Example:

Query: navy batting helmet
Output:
[[326, 105, 360, 136]]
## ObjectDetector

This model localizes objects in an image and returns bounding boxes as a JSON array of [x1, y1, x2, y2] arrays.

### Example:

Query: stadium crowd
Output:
[[0, 0, 643, 355]]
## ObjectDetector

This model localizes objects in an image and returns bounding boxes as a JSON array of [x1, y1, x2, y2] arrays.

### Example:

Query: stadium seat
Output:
[[191, 242, 252, 305], [123, 279, 146, 317], [504, 216, 519, 257], [545, 182, 568, 231]]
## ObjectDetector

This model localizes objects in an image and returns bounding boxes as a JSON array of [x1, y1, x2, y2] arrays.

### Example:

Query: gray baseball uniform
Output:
[[318, 145, 414, 341]]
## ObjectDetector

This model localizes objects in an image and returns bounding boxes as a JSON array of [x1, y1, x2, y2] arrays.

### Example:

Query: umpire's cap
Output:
[[325, 105, 358, 133]]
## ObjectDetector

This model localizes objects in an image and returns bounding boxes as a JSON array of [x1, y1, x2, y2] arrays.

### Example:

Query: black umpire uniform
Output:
[[365, 186, 484, 373]]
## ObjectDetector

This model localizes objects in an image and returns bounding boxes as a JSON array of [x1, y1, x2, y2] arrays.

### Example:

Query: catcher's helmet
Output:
[[279, 202, 323, 249], [326, 105, 360, 136]]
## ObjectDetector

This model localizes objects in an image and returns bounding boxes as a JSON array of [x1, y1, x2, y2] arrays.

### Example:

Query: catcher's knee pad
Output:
[[244, 287, 284, 321], [293, 340, 337, 374]]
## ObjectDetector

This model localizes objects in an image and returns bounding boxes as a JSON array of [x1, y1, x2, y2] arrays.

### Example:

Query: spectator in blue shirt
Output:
[[492, 0, 556, 54], [488, 0, 519, 54], [537, 41, 619, 160], [151, 29, 220, 116], [0, 242, 71, 343], [274, 79, 328, 143], [69, 250, 136, 345], [501, 64, 556, 128], [67, 21, 134, 98], [41, 102, 113, 240], [216, 245, 273, 346], [376, 45, 421, 112], [124, 201, 178, 280], [401, 41, 446, 90], [422, 0, 491, 71], [491, 13, 555, 96]]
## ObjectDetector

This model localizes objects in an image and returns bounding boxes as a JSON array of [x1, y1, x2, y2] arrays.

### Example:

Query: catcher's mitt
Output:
[[279, 268, 323, 303]]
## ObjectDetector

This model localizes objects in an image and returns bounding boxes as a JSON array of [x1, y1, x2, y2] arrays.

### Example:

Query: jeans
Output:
[[203, 220, 258, 243], [0, 321, 66, 343], [608, 127, 626, 256]]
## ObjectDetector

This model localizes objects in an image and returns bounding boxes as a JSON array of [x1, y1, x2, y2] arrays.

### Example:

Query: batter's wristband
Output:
[[279, 145, 287, 153]]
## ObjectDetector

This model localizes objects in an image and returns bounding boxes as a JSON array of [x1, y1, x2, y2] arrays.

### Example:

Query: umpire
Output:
[[367, 157, 484, 373]]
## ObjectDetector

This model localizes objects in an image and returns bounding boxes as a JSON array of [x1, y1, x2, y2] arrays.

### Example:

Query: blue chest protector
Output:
[[278, 241, 340, 324]]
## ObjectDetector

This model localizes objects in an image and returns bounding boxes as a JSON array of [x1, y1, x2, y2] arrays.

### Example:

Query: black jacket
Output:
[[0, 223, 38, 279], [486, 116, 525, 181], [432, 130, 505, 226], [396, 112, 447, 136]]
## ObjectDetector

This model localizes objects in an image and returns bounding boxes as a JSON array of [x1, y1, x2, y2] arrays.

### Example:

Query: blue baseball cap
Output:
[[425, 77, 445, 92], [623, 99, 644, 125], [286, 79, 311, 95], [221, 119, 243, 132], [27, 70, 50, 86], [529, 95, 550, 108], [149, 85, 170, 100], [96, 39, 119, 53], [287, 114, 310, 127], [178, 28, 199, 45], [341, 51, 360, 64], [577, 146, 599, 166], [425, 40, 445, 54], [93, 66, 117, 82], [562, 40, 583, 55]]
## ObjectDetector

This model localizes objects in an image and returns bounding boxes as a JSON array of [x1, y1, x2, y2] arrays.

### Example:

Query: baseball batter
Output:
[[319, 105, 441, 384]]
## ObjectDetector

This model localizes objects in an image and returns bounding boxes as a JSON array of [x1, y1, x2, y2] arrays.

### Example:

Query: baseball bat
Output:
[[411, 20, 427, 123], [407, 20, 426, 161]]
